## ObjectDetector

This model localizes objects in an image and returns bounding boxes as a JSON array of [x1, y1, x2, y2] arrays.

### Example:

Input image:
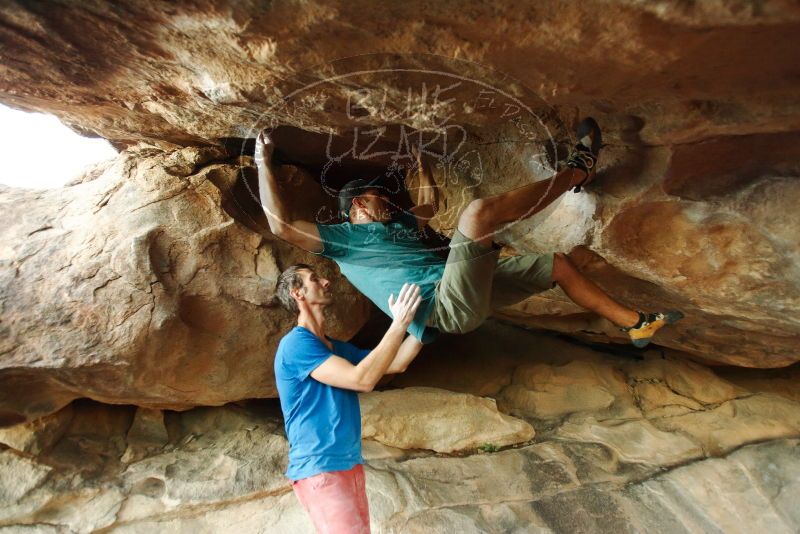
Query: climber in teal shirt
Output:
[[255, 119, 684, 352], [314, 211, 445, 343]]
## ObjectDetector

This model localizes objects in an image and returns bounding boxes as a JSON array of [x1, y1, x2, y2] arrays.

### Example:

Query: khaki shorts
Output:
[[427, 229, 555, 334]]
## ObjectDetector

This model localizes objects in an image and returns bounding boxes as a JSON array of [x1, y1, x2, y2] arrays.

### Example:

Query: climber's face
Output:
[[351, 188, 392, 223]]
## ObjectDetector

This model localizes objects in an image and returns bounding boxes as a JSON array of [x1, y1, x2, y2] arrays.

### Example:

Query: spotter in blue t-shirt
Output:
[[274, 325, 371, 481]]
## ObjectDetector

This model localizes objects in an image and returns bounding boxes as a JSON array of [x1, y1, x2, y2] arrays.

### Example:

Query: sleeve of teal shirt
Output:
[[398, 210, 419, 229], [288, 333, 335, 381], [315, 223, 352, 258]]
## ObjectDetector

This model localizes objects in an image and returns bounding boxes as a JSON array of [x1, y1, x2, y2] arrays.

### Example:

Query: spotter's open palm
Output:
[[388, 283, 422, 329]]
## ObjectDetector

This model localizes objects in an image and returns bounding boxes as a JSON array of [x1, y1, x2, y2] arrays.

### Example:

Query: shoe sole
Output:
[[630, 310, 684, 348]]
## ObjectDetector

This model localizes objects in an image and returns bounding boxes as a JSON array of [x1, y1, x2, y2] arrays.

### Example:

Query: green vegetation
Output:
[[478, 442, 499, 453]]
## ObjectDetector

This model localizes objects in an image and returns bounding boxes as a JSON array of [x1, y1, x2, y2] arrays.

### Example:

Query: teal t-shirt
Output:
[[315, 212, 445, 343]]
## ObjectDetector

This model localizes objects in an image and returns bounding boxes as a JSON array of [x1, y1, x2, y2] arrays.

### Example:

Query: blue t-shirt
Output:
[[316, 212, 446, 343], [274, 326, 371, 481]]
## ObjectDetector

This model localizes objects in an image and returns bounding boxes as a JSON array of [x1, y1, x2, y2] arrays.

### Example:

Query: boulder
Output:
[[0, 2, 798, 146], [3, 383, 799, 533], [0, 403, 73, 455], [0, 147, 370, 425], [654, 394, 800, 456], [0, 1, 799, 367], [0, 0, 800, 368], [556, 417, 703, 466], [1, 2, 800, 531], [360, 387, 534, 453], [496, 359, 638, 420]]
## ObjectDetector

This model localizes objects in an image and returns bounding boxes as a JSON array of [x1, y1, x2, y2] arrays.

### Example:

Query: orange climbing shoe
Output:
[[622, 310, 684, 348]]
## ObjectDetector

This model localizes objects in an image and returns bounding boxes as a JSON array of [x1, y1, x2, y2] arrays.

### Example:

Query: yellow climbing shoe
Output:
[[623, 310, 684, 348]]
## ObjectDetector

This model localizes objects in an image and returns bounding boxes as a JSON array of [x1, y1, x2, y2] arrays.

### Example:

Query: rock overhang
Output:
[[1, 1, 800, 425]]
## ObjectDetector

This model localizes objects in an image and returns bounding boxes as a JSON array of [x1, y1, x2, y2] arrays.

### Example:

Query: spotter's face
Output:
[[296, 269, 333, 306]]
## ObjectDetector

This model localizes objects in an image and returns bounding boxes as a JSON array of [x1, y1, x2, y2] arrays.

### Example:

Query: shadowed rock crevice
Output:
[[663, 131, 800, 201]]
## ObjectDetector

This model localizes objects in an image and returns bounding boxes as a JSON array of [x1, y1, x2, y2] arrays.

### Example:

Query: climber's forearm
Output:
[[256, 159, 292, 235], [416, 157, 439, 212]]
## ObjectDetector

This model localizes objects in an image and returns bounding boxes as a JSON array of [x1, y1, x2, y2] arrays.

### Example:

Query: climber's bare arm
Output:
[[255, 131, 323, 253], [272, 220, 323, 253], [406, 148, 440, 231], [410, 204, 436, 230], [384, 335, 424, 374]]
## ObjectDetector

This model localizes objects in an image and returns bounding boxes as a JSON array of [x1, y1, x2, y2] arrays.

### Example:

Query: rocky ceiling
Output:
[[1, 0, 800, 422]]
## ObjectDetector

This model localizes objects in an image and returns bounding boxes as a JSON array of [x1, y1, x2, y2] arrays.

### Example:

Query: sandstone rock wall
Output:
[[1, 323, 798, 533], [1, 3, 799, 532], [0, 146, 369, 425], [2, 1, 798, 370], [1, 1, 799, 146]]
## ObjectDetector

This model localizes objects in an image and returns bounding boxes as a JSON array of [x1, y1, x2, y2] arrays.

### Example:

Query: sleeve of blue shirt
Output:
[[333, 340, 371, 365], [315, 223, 352, 258], [285, 332, 336, 381]]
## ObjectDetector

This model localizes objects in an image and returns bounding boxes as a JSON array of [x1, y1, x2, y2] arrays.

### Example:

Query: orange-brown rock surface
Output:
[[2, 1, 799, 146], [1, 324, 799, 533], [1, 0, 800, 422], [0, 146, 369, 425]]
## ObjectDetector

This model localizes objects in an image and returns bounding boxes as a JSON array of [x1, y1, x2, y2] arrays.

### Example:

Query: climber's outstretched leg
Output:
[[486, 251, 683, 348], [551, 253, 683, 346], [432, 118, 684, 347], [550, 253, 639, 328], [457, 118, 602, 248]]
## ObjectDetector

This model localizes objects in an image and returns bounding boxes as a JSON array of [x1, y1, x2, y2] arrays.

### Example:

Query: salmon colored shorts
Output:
[[292, 464, 370, 534]]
